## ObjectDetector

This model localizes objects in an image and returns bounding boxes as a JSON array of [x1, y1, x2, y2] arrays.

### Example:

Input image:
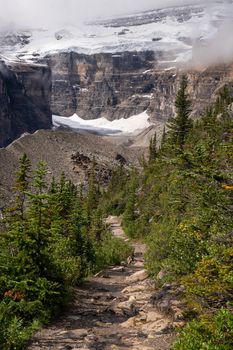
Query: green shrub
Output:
[[94, 231, 133, 270], [0, 303, 40, 350], [183, 248, 233, 311], [173, 309, 233, 350]]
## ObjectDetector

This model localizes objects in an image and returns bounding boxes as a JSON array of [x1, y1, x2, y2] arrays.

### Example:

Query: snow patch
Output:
[[53, 111, 151, 135]]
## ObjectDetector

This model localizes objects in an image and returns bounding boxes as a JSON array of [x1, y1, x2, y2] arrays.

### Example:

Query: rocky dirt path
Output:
[[28, 216, 177, 350]]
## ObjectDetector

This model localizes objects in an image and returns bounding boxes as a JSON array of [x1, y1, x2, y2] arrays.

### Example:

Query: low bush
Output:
[[173, 309, 233, 350]]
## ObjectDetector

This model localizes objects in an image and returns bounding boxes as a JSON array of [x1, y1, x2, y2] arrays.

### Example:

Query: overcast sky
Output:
[[0, 0, 213, 28]]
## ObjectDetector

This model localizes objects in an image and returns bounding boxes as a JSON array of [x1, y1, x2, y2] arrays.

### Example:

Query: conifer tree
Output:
[[167, 75, 192, 152], [49, 176, 57, 194], [85, 163, 100, 224], [161, 127, 166, 148], [13, 153, 31, 219], [90, 208, 105, 242], [149, 132, 157, 162], [122, 171, 138, 237], [26, 161, 50, 277]]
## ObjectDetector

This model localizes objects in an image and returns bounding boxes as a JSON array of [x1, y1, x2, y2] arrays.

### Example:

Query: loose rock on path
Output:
[[27, 216, 177, 350]]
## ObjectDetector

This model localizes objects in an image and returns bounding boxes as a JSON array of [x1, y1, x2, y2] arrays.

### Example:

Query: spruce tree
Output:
[[85, 163, 100, 225], [161, 127, 166, 148], [167, 75, 192, 152], [122, 171, 138, 237], [13, 153, 31, 219], [149, 132, 157, 162]]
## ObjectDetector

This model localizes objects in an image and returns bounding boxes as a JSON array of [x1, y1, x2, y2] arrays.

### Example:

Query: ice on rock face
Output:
[[0, 1, 232, 66]]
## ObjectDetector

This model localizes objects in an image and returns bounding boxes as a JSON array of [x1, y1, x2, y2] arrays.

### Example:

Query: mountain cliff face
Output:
[[148, 63, 233, 122], [1, 51, 232, 149], [46, 51, 233, 123], [46, 51, 156, 119], [0, 60, 52, 147]]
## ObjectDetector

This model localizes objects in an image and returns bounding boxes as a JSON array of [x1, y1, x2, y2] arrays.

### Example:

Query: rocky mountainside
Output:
[[0, 129, 142, 209], [149, 63, 233, 122], [2, 49, 232, 147], [44, 50, 233, 123], [0, 58, 51, 147], [46, 51, 155, 119]]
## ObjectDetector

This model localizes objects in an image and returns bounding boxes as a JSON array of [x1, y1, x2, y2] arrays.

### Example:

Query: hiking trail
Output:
[[28, 216, 181, 350]]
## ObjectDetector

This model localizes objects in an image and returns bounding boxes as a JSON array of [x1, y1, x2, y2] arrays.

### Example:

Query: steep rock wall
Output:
[[148, 63, 233, 122], [46, 51, 233, 123], [0, 60, 52, 147], [46, 51, 156, 119]]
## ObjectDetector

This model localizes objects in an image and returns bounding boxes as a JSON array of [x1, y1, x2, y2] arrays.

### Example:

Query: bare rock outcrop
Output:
[[0, 59, 52, 147], [148, 63, 233, 123], [44, 50, 233, 126], [45, 51, 156, 119], [44, 53, 233, 150]]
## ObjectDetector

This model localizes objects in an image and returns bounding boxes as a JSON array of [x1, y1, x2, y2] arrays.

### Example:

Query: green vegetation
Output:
[[0, 158, 131, 349], [173, 309, 233, 350], [103, 76, 233, 349]]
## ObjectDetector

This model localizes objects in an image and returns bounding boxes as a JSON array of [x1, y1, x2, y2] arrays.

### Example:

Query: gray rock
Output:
[[126, 269, 148, 283], [45, 51, 155, 119], [0, 60, 51, 148]]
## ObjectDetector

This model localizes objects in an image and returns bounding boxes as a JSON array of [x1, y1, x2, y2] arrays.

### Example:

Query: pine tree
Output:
[[167, 75, 192, 152], [84, 163, 100, 224], [24, 162, 49, 276], [90, 208, 105, 242], [149, 132, 157, 162], [28, 161, 48, 231], [49, 176, 57, 194], [13, 153, 31, 219], [122, 171, 138, 237], [161, 127, 166, 147]]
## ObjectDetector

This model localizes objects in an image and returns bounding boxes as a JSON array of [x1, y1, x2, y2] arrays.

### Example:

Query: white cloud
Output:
[[0, 0, 211, 28]]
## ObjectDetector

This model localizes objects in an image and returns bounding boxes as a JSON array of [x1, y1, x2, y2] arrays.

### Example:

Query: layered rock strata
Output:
[[46, 51, 156, 119], [45, 51, 233, 123]]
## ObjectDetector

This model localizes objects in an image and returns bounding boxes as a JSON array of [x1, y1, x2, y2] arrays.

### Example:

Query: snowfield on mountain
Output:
[[53, 111, 151, 135], [1, 1, 233, 67]]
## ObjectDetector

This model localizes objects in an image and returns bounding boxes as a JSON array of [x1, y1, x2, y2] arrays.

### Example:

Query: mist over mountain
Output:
[[0, 0, 222, 28], [0, 0, 232, 67]]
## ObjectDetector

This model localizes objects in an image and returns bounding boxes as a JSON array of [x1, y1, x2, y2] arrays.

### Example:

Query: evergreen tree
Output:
[[149, 132, 157, 162], [26, 162, 50, 277], [214, 85, 233, 116], [84, 163, 100, 224], [90, 208, 105, 242], [13, 153, 31, 219], [167, 75, 192, 152], [122, 170, 138, 237], [161, 127, 166, 145]]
